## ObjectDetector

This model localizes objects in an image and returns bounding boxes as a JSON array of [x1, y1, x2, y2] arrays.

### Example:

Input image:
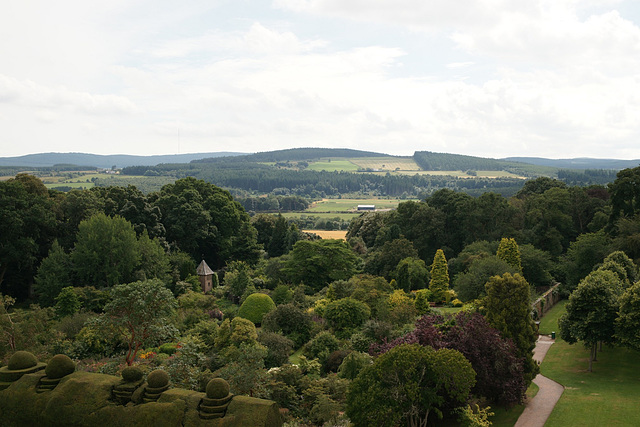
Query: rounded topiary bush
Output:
[[206, 378, 230, 399], [45, 354, 76, 379], [147, 369, 170, 388], [237, 293, 276, 325], [8, 351, 38, 371], [121, 366, 144, 382]]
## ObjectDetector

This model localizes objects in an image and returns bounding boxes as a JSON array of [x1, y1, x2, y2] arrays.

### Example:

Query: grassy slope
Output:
[[535, 299, 640, 426]]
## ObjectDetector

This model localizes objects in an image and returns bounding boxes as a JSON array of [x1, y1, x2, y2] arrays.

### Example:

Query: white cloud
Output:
[[1, 0, 640, 159], [0, 74, 138, 116]]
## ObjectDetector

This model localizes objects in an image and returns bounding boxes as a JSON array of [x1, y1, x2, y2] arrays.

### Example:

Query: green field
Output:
[[537, 301, 640, 426], [306, 198, 412, 213], [306, 159, 360, 172]]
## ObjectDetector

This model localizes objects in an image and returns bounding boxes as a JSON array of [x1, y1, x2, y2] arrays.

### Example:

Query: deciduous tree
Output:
[[346, 343, 475, 427], [72, 213, 140, 287], [559, 270, 621, 371], [95, 279, 178, 365]]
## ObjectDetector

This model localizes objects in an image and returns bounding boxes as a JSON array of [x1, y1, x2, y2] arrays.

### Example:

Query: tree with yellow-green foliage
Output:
[[496, 238, 522, 273], [429, 249, 449, 303]]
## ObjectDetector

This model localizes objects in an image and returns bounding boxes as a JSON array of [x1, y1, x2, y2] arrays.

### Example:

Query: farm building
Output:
[[357, 205, 375, 211]]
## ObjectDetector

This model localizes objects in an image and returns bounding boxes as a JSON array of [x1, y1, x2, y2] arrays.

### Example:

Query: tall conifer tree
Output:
[[497, 238, 523, 272], [429, 249, 450, 303]]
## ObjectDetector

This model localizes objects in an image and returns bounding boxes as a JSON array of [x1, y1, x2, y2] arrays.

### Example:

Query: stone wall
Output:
[[532, 282, 561, 320]]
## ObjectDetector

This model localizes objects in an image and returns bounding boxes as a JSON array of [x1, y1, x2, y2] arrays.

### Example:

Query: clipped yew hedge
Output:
[[238, 293, 276, 325]]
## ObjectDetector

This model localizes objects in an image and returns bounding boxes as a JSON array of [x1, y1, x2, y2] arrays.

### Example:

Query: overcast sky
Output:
[[2, 0, 640, 159]]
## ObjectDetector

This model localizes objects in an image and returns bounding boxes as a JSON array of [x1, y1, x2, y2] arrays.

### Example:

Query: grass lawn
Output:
[[537, 299, 567, 335], [537, 300, 640, 426], [289, 347, 304, 365]]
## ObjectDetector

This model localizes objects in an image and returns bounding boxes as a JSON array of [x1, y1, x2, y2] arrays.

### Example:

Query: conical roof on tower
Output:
[[196, 260, 214, 276]]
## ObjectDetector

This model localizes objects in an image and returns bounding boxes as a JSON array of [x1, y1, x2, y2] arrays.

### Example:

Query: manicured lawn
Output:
[[538, 299, 567, 335], [289, 347, 304, 365], [538, 300, 640, 426]]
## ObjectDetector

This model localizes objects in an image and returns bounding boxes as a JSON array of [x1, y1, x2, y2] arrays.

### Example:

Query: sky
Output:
[[2, 0, 640, 159]]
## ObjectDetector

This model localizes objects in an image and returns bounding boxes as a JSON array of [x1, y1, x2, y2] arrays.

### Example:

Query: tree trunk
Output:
[[588, 344, 595, 372], [593, 342, 598, 361], [0, 264, 7, 289]]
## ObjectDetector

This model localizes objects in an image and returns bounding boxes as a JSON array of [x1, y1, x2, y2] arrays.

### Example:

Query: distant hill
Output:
[[0, 152, 245, 169], [193, 147, 387, 163], [503, 157, 640, 170]]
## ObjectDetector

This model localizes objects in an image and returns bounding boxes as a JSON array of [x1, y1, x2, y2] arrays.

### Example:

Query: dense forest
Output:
[[2, 157, 640, 425]]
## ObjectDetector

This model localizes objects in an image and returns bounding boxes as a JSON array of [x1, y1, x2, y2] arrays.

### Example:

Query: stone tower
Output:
[[196, 260, 215, 293]]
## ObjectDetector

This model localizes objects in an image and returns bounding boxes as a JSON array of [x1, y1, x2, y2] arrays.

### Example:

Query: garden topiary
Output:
[[206, 378, 230, 399], [237, 293, 276, 325], [147, 369, 170, 388], [121, 366, 144, 382], [8, 351, 38, 371], [45, 354, 76, 379]]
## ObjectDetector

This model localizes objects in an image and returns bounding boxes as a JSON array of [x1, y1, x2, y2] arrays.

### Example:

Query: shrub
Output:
[[304, 331, 340, 366], [262, 303, 313, 348], [414, 289, 432, 315], [158, 343, 179, 355], [271, 284, 293, 305], [121, 366, 144, 382], [337, 351, 372, 380], [206, 378, 230, 399], [55, 311, 93, 339], [323, 298, 370, 337], [190, 319, 218, 350], [324, 350, 350, 373], [147, 369, 170, 388], [54, 287, 81, 318], [45, 354, 75, 379], [238, 293, 276, 325], [258, 331, 294, 368], [8, 351, 38, 370]]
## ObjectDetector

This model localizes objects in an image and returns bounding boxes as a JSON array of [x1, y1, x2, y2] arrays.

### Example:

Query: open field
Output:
[[306, 198, 412, 212], [306, 159, 360, 172], [370, 169, 526, 179], [538, 300, 567, 335], [303, 230, 348, 240], [538, 301, 640, 426], [349, 156, 421, 171], [280, 212, 358, 221]]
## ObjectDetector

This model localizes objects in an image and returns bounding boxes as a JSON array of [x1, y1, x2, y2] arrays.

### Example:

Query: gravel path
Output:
[[514, 336, 564, 427]]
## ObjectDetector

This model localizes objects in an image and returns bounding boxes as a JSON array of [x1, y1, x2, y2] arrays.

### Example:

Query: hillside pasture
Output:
[[306, 198, 410, 212], [306, 159, 360, 172], [350, 156, 421, 171]]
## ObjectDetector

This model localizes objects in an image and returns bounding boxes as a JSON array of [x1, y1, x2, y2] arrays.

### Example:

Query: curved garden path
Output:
[[514, 336, 564, 427]]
